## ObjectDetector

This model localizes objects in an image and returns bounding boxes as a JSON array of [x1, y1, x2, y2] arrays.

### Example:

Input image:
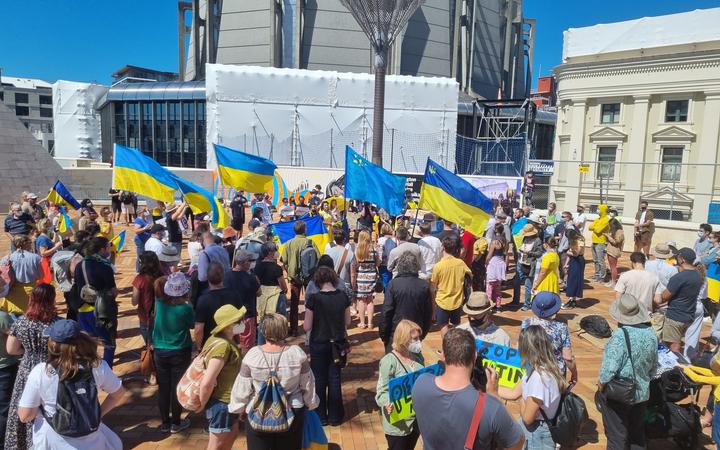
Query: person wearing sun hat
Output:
[[521, 291, 578, 383], [158, 245, 181, 275], [456, 292, 510, 346], [513, 223, 543, 308], [597, 293, 657, 449], [199, 304, 246, 448]]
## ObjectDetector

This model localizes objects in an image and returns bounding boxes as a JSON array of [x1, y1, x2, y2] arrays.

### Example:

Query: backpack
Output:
[[41, 366, 101, 438], [580, 315, 612, 338], [0, 255, 16, 292], [51, 251, 76, 293], [247, 348, 295, 432], [298, 240, 318, 285], [540, 384, 588, 447], [176, 339, 229, 412]]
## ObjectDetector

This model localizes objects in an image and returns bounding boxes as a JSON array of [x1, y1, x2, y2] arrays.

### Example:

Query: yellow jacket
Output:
[[683, 365, 720, 402], [589, 204, 609, 244]]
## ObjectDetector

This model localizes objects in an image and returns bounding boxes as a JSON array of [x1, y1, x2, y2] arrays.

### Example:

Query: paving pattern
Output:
[[2, 223, 714, 449]]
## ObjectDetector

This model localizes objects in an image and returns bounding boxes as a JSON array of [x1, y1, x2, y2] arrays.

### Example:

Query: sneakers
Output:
[[159, 423, 171, 433], [520, 305, 531, 311], [171, 418, 191, 434], [604, 282, 615, 288], [561, 300, 576, 310]]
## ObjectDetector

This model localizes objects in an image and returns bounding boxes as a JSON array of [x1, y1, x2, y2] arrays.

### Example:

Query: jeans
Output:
[[310, 342, 344, 424], [154, 348, 192, 426], [386, 425, 420, 450], [0, 364, 18, 448], [290, 281, 302, 334], [379, 266, 393, 291], [245, 407, 305, 450], [135, 241, 145, 273], [684, 300, 705, 360], [520, 419, 555, 450], [591, 243, 607, 281], [512, 267, 533, 307], [78, 310, 116, 368], [596, 392, 646, 450]]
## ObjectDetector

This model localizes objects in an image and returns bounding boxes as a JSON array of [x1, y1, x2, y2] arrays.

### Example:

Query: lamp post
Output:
[[340, 0, 424, 167]]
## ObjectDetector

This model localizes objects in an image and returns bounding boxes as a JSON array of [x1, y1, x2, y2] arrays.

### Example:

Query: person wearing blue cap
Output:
[[520, 291, 578, 384], [17, 319, 125, 449]]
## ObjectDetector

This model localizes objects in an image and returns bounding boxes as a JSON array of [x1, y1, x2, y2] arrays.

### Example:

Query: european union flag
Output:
[[344, 146, 406, 215]]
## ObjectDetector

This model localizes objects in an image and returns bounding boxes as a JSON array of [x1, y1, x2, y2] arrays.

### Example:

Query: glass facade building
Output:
[[101, 81, 206, 168]]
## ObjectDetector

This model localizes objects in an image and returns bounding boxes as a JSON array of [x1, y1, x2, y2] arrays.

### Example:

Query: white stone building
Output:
[[550, 8, 720, 223]]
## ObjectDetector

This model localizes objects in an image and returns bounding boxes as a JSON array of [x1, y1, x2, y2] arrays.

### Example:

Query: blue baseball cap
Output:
[[531, 292, 562, 319], [43, 320, 81, 343]]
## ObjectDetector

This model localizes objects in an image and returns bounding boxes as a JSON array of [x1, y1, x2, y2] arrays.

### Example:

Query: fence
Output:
[[532, 160, 720, 224]]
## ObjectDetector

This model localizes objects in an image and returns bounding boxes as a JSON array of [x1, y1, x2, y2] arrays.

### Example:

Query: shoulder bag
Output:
[[603, 327, 636, 404], [463, 392, 486, 450]]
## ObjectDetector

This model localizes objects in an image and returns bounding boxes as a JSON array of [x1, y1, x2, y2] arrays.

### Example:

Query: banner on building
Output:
[[527, 159, 555, 176]]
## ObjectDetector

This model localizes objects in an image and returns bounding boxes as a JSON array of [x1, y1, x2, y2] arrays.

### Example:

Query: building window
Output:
[[114, 102, 126, 146], [167, 102, 180, 166], [141, 102, 153, 156], [665, 100, 688, 122], [15, 93, 29, 104], [40, 107, 53, 118], [0, 91, 4, 101], [15, 105, 29, 116], [600, 103, 620, 124], [154, 102, 167, 165], [196, 102, 206, 168], [39, 95, 52, 105], [48, 140, 55, 156], [597, 146, 616, 179], [41, 122, 53, 133], [127, 102, 139, 148], [660, 147, 683, 183]]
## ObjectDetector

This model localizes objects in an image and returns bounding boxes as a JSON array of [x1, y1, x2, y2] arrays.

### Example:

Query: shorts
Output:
[[635, 232, 653, 245], [111, 200, 122, 213], [435, 305, 462, 326], [661, 316, 691, 344], [205, 398, 238, 434], [123, 204, 136, 215]]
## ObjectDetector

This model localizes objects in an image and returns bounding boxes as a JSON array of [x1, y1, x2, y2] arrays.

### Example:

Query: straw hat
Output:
[[520, 223, 538, 238], [463, 292, 493, 316], [210, 305, 247, 336], [610, 293, 650, 325]]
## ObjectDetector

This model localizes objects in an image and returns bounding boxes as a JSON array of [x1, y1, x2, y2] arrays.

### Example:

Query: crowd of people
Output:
[[1, 185, 719, 450]]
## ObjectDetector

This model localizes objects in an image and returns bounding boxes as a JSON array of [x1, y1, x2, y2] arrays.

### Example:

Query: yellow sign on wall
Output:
[[578, 163, 590, 173]]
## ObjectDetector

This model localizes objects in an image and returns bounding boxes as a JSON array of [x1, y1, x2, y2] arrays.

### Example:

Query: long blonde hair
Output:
[[519, 325, 568, 393], [355, 229, 372, 261]]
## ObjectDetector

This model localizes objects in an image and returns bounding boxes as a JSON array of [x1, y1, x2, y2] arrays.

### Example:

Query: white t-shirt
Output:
[[614, 269, 661, 313], [574, 213, 587, 233], [19, 361, 123, 450], [144, 236, 164, 256], [522, 370, 561, 421], [418, 235, 443, 276], [188, 241, 203, 267], [644, 260, 678, 291]]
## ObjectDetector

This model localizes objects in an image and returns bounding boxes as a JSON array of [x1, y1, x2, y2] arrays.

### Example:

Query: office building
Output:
[[0, 70, 55, 154]]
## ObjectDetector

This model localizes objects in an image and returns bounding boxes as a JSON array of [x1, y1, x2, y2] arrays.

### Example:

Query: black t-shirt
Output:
[[195, 287, 242, 344], [109, 189, 121, 204], [305, 289, 350, 344], [230, 196, 246, 222], [255, 261, 283, 286], [223, 270, 259, 318], [666, 269, 703, 323], [166, 216, 182, 244], [73, 258, 116, 307]]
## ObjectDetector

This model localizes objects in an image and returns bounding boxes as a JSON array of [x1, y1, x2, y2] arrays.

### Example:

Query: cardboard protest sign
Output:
[[387, 363, 445, 424], [476, 340, 525, 388]]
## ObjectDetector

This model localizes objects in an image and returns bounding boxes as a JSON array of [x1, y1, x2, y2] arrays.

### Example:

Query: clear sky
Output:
[[1, 0, 718, 86]]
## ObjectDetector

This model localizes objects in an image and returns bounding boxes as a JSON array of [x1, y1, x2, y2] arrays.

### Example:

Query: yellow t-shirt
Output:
[[431, 256, 471, 311], [536, 251, 560, 295], [203, 336, 242, 404]]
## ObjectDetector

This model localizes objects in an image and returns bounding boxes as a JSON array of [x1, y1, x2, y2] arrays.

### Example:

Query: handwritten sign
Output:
[[476, 340, 525, 388], [387, 363, 445, 424]]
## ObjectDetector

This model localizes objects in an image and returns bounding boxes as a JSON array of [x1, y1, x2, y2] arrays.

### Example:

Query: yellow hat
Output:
[[210, 304, 247, 336]]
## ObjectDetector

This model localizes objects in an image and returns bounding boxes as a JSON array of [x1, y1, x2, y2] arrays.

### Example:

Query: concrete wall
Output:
[[400, 0, 454, 78], [217, 0, 274, 67]]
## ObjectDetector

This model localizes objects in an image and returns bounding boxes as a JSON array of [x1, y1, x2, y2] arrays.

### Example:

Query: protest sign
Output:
[[476, 340, 524, 388], [387, 362, 444, 424]]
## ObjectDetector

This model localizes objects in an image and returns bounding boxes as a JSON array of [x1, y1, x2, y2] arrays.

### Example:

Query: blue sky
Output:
[[1, 0, 718, 86]]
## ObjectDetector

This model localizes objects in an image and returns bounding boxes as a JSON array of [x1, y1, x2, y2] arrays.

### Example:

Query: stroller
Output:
[[645, 368, 702, 449]]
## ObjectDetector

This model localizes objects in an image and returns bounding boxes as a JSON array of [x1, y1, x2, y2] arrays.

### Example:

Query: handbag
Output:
[[79, 261, 98, 303], [140, 347, 155, 377], [603, 327, 636, 404], [330, 339, 350, 368], [176, 339, 227, 412]]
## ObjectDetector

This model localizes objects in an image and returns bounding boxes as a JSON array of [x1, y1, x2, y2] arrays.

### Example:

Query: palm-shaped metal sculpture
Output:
[[340, 0, 424, 166]]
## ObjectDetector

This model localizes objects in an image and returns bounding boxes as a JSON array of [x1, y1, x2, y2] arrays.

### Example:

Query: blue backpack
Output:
[[247, 349, 294, 433]]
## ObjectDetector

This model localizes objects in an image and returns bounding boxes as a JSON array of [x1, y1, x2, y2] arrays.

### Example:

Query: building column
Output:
[[561, 99, 586, 212], [693, 92, 720, 222], [623, 95, 650, 215]]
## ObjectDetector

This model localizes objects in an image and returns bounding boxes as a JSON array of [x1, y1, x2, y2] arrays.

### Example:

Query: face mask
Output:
[[469, 317, 488, 328], [641, 206, 647, 210], [232, 322, 246, 336], [699, 231, 705, 238], [408, 340, 422, 354]]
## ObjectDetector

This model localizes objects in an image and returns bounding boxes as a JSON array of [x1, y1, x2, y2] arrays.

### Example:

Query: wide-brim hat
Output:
[[463, 292, 493, 316], [222, 227, 236, 239], [158, 245, 181, 263], [211, 304, 247, 336], [610, 293, 650, 325], [652, 243, 673, 259], [520, 223, 538, 238], [164, 272, 190, 297], [531, 291, 562, 319]]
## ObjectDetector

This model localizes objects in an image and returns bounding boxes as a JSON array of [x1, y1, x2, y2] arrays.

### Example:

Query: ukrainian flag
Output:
[[511, 216, 529, 249], [271, 170, 288, 209], [47, 180, 81, 210], [171, 174, 230, 229], [112, 144, 177, 203], [708, 261, 720, 303], [302, 409, 328, 450], [271, 215, 330, 257], [214, 144, 276, 193], [419, 159, 494, 237], [111, 230, 126, 253], [58, 206, 72, 234]]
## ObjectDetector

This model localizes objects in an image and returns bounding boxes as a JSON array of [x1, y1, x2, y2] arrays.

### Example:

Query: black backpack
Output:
[[580, 315, 612, 338], [41, 366, 101, 438], [539, 383, 588, 447]]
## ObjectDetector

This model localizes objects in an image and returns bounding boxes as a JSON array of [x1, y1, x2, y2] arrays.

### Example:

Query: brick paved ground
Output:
[[3, 222, 714, 449]]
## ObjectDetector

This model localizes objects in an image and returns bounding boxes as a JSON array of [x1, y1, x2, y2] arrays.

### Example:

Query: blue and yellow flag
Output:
[[708, 261, 720, 303], [271, 215, 331, 256], [419, 159, 494, 237], [302, 409, 328, 450], [58, 206, 72, 234], [271, 170, 288, 210], [112, 144, 177, 203], [345, 146, 406, 215], [214, 144, 277, 193], [47, 180, 81, 210], [111, 230, 126, 253], [511, 216, 529, 248], [171, 174, 230, 229]]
